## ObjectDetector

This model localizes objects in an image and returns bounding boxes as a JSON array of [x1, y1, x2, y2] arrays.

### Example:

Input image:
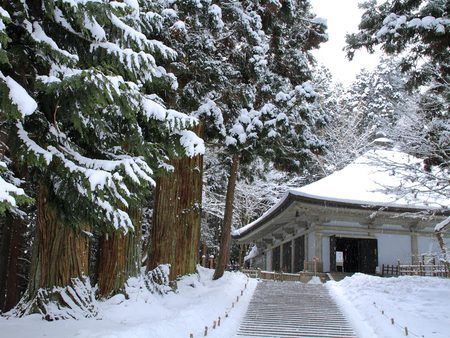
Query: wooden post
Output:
[[218, 317, 221, 326], [405, 327, 408, 336], [397, 260, 400, 275], [391, 318, 395, 325], [201, 255, 206, 267], [382, 264, 385, 276], [213, 321, 216, 329], [204, 326, 208, 336]]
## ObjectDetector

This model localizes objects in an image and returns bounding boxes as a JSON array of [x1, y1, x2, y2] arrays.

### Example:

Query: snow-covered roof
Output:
[[292, 149, 447, 209], [233, 149, 449, 238]]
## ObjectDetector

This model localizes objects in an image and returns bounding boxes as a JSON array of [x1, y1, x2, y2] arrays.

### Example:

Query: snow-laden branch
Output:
[[0, 161, 26, 208], [435, 216, 450, 233], [16, 122, 153, 230], [0, 71, 38, 118]]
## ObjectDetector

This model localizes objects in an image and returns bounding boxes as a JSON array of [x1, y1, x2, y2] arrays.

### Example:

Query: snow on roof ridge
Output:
[[289, 189, 444, 211], [234, 149, 448, 238], [292, 149, 447, 209]]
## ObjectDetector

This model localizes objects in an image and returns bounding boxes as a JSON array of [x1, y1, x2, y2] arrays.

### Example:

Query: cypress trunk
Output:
[[27, 185, 89, 296], [16, 184, 96, 319], [213, 154, 240, 280], [96, 208, 142, 298], [148, 153, 203, 281]]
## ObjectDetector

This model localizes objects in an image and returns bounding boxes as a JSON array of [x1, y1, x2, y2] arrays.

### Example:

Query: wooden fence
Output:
[[240, 269, 326, 283], [382, 262, 449, 278]]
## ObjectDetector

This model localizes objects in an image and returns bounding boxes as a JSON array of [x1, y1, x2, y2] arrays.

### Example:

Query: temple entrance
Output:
[[272, 246, 281, 271], [282, 242, 292, 273], [330, 236, 378, 274], [293, 236, 305, 272]]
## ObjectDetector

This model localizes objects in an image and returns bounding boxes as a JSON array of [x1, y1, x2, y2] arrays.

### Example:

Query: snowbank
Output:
[[0, 267, 257, 338], [327, 273, 450, 338]]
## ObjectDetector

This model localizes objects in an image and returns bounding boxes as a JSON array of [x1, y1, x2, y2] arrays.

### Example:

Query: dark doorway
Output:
[[272, 246, 280, 271], [330, 237, 378, 274], [282, 242, 292, 273], [293, 236, 305, 272]]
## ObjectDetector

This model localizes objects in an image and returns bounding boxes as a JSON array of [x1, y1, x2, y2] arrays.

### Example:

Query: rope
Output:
[[372, 301, 424, 337], [189, 276, 250, 338]]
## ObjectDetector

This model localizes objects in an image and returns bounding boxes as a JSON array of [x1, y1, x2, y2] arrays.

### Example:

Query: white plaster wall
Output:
[[265, 249, 272, 271], [322, 236, 330, 272], [377, 233, 411, 265], [418, 234, 450, 255]]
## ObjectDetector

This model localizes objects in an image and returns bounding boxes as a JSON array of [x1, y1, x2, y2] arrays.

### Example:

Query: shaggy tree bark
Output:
[[213, 154, 240, 280], [147, 153, 203, 281], [17, 184, 94, 319], [96, 208, 142, 298], [28, 185, 89, 296]]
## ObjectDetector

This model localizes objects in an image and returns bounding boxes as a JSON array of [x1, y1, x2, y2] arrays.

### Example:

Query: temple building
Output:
[[233, 149, 449, 274]]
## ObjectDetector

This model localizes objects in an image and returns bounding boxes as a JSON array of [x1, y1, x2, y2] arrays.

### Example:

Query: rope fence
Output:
[[372, 301, 424, 337], [189, 276, 250, 337]]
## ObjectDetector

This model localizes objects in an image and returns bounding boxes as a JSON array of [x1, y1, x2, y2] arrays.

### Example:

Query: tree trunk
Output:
[[435, 231, 450, 277], [27, 185, 89, 296], [0, 215, 26, 312], [213, 154, 240, 280], [147, 153, 203, 281], [96, 208, 142, 298], [16, 184, 96, 319]]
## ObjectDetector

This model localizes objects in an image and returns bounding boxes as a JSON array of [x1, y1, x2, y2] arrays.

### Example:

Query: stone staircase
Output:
[[236, 280, 356, 337]]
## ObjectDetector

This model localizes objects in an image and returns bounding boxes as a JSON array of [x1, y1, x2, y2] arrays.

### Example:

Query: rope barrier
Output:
[[372, 301, 424, 337], [189, 276, 250, 337]]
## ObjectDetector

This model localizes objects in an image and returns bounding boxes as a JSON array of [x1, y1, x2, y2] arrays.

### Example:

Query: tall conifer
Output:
[[0, 0, 196, 318]]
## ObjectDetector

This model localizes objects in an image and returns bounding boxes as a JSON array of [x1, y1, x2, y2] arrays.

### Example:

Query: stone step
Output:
[[236, 280, 356, 338]]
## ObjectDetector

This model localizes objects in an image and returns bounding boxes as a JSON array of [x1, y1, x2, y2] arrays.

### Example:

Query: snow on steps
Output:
[[237, 280, 356, 337]]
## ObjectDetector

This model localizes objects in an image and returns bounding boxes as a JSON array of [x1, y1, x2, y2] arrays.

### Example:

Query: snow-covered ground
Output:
[[327, 273, 450, 338], [2, 271, 449, 338], [0, 267, 257, 338]]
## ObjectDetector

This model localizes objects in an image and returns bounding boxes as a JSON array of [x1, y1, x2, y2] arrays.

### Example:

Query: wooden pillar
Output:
[[410, 231, 418, 264], [266, 249, 272, 271], [315, 232, 322, 261], [304, 233, 309, 262]]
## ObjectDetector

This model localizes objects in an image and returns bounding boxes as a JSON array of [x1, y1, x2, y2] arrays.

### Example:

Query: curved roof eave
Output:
[[232, 191, 450, 240]]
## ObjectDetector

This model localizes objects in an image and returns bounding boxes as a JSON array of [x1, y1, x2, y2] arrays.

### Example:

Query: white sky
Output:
[[310, 0, 381, 86]]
